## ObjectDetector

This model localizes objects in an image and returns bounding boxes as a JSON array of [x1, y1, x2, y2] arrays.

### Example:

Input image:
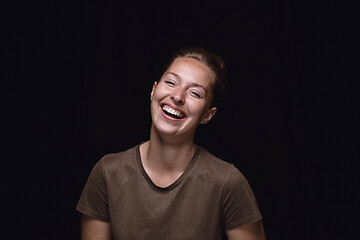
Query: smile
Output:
[[162, 105, 185, 119]]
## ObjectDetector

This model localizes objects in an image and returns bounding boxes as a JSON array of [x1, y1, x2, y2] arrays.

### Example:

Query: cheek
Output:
[[188, 100, 208, 117], [152, 85, 169, 101]]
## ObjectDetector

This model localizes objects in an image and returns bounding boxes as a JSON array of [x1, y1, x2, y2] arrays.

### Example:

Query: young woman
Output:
[[77, 47, 266, 240]]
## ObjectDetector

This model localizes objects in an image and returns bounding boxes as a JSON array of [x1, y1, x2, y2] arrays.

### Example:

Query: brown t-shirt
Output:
[[76, 145, 262, 240]]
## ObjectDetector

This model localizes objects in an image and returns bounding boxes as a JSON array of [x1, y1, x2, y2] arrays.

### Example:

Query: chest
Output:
[[106, 173, 224, 240]]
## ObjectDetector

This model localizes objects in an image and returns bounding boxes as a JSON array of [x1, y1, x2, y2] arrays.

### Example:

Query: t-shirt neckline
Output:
[[135, 144, 201, 191]]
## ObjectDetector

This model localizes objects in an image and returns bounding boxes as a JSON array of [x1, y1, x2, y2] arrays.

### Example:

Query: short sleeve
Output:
[[222, 166, 262, 229], [76, 159, 110, 222]]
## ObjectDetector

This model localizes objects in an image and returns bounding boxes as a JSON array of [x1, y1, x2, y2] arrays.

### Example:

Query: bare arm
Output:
[[226, 220, 266, 240], [81, 214, 112, 240]]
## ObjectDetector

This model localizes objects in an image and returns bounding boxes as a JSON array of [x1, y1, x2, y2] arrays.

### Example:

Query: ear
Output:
[[201, 107, 217, 124], [150, 82, 158, 101]]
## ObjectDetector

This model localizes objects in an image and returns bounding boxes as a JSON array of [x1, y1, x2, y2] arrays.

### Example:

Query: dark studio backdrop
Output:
[[2, 0, 358, 239]]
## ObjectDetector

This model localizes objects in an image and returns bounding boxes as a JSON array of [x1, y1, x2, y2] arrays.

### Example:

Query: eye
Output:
[[189, 90, 202, 98], [165, 80, 176, 86]]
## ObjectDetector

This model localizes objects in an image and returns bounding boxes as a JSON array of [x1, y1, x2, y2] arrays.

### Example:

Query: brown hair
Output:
[[167, 47, 227, 107]]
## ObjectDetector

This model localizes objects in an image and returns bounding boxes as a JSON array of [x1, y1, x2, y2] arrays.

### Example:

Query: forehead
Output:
[[165, 57, 214, 87]]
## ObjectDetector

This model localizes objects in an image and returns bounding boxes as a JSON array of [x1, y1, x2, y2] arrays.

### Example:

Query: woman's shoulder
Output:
[[196, 146, 246, 183], [97, 144, 140, 170], [197, 146, 233, 168]]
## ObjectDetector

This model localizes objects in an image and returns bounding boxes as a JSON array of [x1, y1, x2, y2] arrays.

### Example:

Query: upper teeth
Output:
[[163, 105, 182, 117]]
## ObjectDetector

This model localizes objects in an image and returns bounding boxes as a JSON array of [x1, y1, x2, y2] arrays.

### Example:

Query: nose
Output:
[[171, 88, 185, 105]]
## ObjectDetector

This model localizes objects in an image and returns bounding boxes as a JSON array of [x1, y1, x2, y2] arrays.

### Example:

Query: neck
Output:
[[140, 125, 197, 174]]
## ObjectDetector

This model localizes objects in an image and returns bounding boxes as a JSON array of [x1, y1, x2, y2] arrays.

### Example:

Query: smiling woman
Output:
[[150, 57, 217, 142], [76, 47, 266, 240]]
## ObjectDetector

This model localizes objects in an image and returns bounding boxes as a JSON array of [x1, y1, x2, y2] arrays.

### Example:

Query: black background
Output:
[[3, 0, 359, 239]]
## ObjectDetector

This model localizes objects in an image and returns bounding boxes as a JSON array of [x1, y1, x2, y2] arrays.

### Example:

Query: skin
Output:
[[81, 215, 111, 240], [81, 57, 266, 240], [226, 220, 266, 240]]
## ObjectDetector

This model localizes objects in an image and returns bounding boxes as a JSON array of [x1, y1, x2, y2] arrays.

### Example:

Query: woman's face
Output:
[[150, 57, 217, 142]]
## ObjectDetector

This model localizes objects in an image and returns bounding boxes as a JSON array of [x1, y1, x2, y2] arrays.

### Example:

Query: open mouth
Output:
[[162, 105, 185, 119]]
